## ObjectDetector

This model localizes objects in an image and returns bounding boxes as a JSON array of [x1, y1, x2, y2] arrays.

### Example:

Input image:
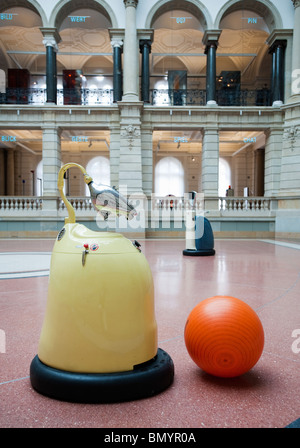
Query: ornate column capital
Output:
[[42, 37, 59, 51], [139, 39, 152, 53], [124, 0, 138, 8], [111, 39, 123, 49], [202, 29, 222, 49], [40, 27, 61, 51]]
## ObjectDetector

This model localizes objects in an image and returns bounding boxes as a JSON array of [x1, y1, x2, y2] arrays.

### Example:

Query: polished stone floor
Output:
[[0, 237, 299, 428]]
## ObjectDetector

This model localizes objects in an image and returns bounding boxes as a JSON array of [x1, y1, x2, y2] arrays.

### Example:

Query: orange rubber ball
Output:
[[184, 296, 264, 378]]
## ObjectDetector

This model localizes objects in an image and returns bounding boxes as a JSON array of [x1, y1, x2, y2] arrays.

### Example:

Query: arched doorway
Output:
[[155, 156, 184, 197], [219, 157, 231, 197]]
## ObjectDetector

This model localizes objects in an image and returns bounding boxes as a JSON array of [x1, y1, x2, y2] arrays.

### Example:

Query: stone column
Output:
[[141, 124, 153, 196], [269, 41, 286, 106], [122, 0, 139, 101], [202, 127, 220, 212], [118, 103, 145, 236], [119, 103, 143, 193], [254, 148, 265, 196], [140, 40, 151, 103], [264, 129, 283, 196], [270, 49, 276, 103], [111, 38, 123, 102], [42, 125, 61, 214], [40, 28, 61, 104], [279, 125, 300, 195], [275, 123, 300, 238], [109, 117, 121, 189], [203, 31, 221, 106]]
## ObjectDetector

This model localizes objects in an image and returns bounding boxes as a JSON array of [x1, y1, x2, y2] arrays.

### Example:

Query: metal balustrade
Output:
[[0, 88, 46, 105], [0, 88, 114, 106], [0, 87, 271, 107], [150, 89, 207, 106], [57, 88, 114, 106], [149, 88, 271, 106]]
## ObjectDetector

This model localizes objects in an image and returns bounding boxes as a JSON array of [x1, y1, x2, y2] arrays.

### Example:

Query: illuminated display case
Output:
[[7, 69, 30, 104], [63, 70, 82, 105]]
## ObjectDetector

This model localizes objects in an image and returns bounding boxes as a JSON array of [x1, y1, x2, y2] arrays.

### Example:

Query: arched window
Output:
[[85, 156, 110, 195], [155, 157, 184, 197], [219, 158, 231, 197]]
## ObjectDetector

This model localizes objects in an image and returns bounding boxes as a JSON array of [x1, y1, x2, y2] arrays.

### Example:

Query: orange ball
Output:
[[184, 296, 264, 378]]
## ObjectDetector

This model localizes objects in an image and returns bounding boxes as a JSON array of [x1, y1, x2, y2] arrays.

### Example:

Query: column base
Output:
[[121, 93, 140, 102], [206, 100, 218, 106], [272, 100, 283, 107]]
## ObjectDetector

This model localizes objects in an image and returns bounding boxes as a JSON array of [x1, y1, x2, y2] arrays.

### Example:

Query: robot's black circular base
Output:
[[30, 348, 174, 403], [183, 248, 215, 256]]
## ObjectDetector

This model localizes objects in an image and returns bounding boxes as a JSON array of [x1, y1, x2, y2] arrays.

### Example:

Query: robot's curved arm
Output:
[[57, 163, 93, 224], [58, 163, 136, 224]]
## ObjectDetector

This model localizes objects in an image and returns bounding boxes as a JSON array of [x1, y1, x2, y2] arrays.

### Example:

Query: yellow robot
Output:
[[30, 163, 174, 403]]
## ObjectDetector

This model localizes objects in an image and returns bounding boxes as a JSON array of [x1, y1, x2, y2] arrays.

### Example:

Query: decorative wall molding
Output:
[[121, 124, 141, 150], [283, 125, 300, 150]]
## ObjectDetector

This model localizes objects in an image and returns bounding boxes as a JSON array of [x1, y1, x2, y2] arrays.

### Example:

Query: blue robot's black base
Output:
[[30, 348, 174, 403], [183, 248, 215, 256]]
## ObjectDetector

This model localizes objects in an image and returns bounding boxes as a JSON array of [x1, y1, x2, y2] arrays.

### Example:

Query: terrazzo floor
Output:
[[0, 237, 299, 430]]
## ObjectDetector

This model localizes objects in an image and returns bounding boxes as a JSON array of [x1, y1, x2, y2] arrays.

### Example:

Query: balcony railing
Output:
[[0, 87, 271, 107], [57, 197, 95, 217], [0, 196, 43, 215], [216, 88, 271, 107], [0, 88, 114, 106], [150, 89, 207, 106], [0, 195, 273, 218], [149, 88, 271, 106], [0, 88, 47, 105], [219, 197, 271, 213], [57, 88, 114, 106]]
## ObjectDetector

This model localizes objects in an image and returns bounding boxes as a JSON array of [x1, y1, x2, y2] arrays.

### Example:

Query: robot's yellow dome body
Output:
[[38, 223, 157, 374], [30, 163, 174, 403]]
